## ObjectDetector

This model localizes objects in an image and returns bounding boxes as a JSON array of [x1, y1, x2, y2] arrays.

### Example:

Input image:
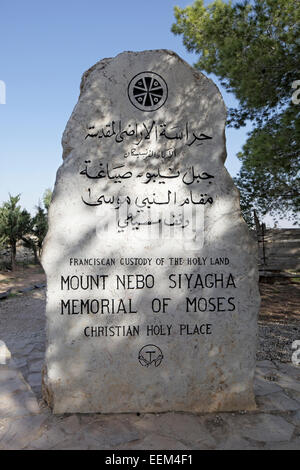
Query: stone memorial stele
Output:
[[42, 50, 260, 414]]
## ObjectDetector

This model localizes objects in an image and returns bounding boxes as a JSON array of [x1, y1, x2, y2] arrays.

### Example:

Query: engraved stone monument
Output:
[[42, 50, 260, 413]]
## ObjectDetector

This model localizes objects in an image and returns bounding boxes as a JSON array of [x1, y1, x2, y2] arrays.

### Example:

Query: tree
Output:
[[31, 205, 48, 257], [234, 105, 300, 225], [21, 191, 51, 263], [0, 195, 32, 270], [43, 188, 52, 213], [172, 0, 300, 223], [21, 204, 48, 263]]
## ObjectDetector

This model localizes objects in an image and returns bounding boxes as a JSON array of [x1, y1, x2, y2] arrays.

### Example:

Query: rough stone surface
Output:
[[222, 413, 295, 443], [0, 415, 47, 450], [256, 391, 300, 412], [0, 360, 40, 418], [41, 49, 260, 414]]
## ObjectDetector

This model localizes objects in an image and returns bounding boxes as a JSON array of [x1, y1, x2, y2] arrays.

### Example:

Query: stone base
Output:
[[42, 365, 256, 414]]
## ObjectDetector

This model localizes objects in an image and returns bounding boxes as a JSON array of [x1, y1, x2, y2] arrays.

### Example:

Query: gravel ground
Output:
[[257, 282, 300, 362]]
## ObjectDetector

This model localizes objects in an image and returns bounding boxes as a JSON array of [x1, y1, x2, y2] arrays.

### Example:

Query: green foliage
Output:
[[0, 191, 51, 269], [235, 105, 300, 224], [172, 0, 299, 126], [43, 188, 52, 213], [31, 205, 48, 255], [172, 0, 300, 223], [22, 197, 50, 261], [0, 195, 32, 247], [0, 194, 32, 269]]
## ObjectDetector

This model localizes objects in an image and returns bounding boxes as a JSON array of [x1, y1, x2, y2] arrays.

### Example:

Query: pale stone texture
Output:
[[221, 413, 295, 443], [0, 415, 47, 450], [42, 50, 260, 414], [0, 361, 40, 418], [256, 391, 300, 412], [0, 341, 11, 364]]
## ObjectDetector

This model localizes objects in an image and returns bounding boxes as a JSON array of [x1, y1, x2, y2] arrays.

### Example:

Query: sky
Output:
[[0, 0, 284, 226]]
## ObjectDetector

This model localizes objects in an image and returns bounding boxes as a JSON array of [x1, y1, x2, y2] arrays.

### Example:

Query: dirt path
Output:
[[0, 265, 45, 295]]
